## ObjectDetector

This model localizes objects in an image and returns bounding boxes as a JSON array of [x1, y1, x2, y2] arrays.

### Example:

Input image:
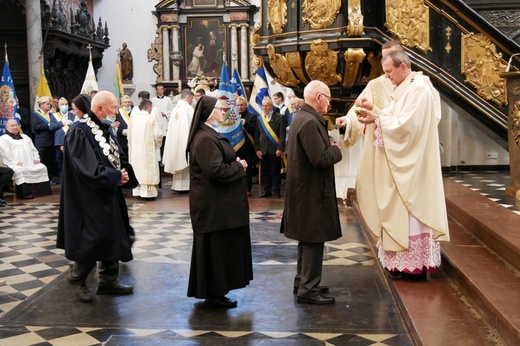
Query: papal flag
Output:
[[80, 52, 99, 95], [217, 61, 245, 150], [113, 60, 125, 106], [248, 67, 270, 117], [1, 50, 19, 135], [34, 64, 52, 112]]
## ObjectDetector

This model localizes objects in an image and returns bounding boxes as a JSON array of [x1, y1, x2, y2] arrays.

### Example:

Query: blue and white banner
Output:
[[248, 67, 270, 118], [217, 61, 245, 151], [1, 52, 19, 135]]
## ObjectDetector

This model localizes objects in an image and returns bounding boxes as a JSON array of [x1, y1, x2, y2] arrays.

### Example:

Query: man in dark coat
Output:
[[236, 96, 258, 196], [283, 80, 342, 305], [254, 96, 286, 198], [57, 91, 137, 303]]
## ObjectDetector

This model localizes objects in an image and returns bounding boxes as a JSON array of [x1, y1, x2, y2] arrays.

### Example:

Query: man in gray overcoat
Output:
[[283, 80, 342, 304]]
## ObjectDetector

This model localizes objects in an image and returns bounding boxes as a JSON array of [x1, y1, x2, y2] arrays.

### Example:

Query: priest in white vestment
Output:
[[163, 89, 194, 192], [128, 99, 162, 198], [338, 47, 449, 279], [0, 119, 51, 198]]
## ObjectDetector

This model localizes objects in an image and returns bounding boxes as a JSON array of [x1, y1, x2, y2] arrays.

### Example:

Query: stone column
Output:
[[162, 26, 171, 82], [501, 71, 520, 199], [240, 24, 249, 81], [230, 24, 238, 72], [172, 25, 180, 81], [26, 0, 43, 110]]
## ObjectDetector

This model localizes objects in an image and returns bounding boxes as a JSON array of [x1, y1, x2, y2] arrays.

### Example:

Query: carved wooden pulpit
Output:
[[501, 72, 520, 200]]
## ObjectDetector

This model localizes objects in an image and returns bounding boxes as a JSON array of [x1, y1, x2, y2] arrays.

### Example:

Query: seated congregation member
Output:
[[128, 99, 162, 198], [186, 96, 253, 308], [0, 119, 51, 199]]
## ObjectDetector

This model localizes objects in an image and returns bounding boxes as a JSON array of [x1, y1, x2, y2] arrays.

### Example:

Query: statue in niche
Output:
[[120, 43, 133, 81]]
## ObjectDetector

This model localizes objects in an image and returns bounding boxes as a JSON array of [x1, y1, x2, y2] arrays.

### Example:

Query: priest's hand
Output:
[[336, 117, 348, 127], [355, 96, 373, 111], [119, 168, 129, 186], [356, 109, 378, 124]]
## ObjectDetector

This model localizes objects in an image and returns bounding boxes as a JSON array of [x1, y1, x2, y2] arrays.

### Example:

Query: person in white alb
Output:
[[151, 84, 174, 162], [128, 99, 163, 198], [163, 89, 194, 192]]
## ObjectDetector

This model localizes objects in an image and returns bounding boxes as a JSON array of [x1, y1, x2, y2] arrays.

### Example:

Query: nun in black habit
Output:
[[186, 96, 253, 308]]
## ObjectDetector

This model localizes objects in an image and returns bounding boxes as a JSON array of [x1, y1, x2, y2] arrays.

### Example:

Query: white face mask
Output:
[[60, 105, 69, 113], [101, 106, 116, 125]]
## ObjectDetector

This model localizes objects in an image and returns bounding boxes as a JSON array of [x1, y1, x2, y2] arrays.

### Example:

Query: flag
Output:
[[217, 61, 245, 150], [231, 68, 246, 98], [1, 51, 19, 135], [34, 64, 52, 112], [80, 55, 99, 95], [113, 60, 125, 106], [248, 67, 270, 117]]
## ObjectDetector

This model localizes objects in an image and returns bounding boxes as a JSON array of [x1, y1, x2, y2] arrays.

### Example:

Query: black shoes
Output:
[[0, 199, 7, 207], [293, 285, 329, 295], [260, 192, 272, 198], [297, 294, 335, 305], [67, 278, 93, 302], [96, 281, 134, 295], [205, 296, 238, 308]]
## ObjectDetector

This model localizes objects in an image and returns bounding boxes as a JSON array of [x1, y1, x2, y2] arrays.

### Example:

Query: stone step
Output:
[[443, 179, 520, 345], [352, 177, 520, 345]]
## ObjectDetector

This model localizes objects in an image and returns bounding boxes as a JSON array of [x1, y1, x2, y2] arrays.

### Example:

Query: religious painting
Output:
[[184, 18, 227, 79]]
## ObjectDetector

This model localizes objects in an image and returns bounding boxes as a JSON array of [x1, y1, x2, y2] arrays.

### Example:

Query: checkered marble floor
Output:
[[0, 201, 389, 345], [445, 170, 520, 215], [1, 170, 516, 345]]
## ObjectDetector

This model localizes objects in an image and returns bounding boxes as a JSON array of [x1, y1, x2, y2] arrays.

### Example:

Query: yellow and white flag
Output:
[[34, 64, 52, 111]]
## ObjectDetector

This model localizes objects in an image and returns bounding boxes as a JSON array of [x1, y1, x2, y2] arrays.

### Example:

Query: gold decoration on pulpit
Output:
[[267, 45, 300, 87], [285, 52, 310, 84], [385, 0, 431, 53], [267, 0, 288, 34], [347, 2, 364, 37], [305, 40, 341, 85], [302, 0, 341, 30], [342, 48, 366, 88], [252, 55, 264, 68], [461, 33, 507, 106], [147, 28, 164, 83], [445, 27, 452, 54], [361, 51, 383, 83], [511, 101, 520, 148]]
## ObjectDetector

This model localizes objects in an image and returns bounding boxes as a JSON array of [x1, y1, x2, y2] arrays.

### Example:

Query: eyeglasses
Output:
[[214, 107, 229, 112], [319, 93, 331, 101]]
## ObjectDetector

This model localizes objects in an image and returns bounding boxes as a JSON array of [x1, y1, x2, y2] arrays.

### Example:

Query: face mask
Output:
[[211, 119, 220, 128], [60, 105, 68, 113], [101, 106, 116, 125], [125, 106, 131, 112]]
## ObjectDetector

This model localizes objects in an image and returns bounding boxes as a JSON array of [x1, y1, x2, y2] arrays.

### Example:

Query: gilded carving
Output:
[[347, 2, 364, 37], [461, 33, 507, 106], [252, 55, 264, 69], [266, 45, 300, 87], [445, 27, 452, 54], [361, 51, 383, 83], [267, 0, 288, 34], [385, 0, 431, 53], [342, 48, 366, 88], [285, 51, 310, 85], [302, 0, 341, 30], [305, 40, 341, 86], [147, 29, 164, 83], [511, 101, 520, 148]]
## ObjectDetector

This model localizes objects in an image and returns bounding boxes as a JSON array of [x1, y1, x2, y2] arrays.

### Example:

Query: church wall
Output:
[[93, 0, 158, 102]]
